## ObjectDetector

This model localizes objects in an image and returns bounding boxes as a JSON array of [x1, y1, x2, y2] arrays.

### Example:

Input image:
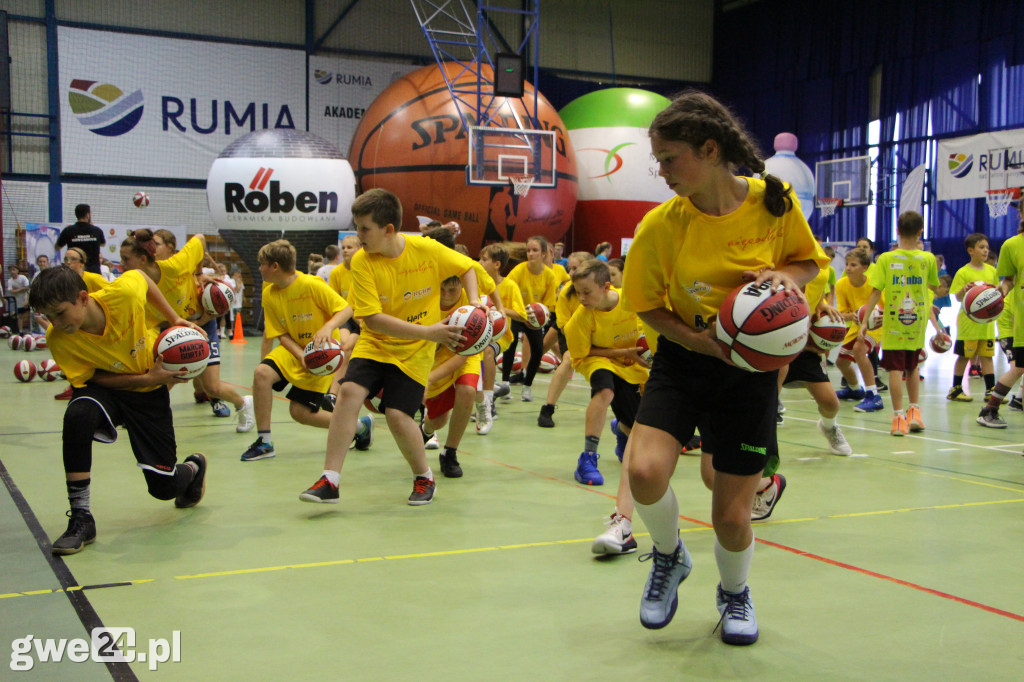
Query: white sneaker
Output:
[[236, 396, 255, 433], [751, 474, 786, 521], [475, 398, 493, 435], [521, 385, 533, 402], [817, 419, 852, 456], [425, 432, 440, 450], [716, 584, 758, 645], [591, 513, 637, 555]]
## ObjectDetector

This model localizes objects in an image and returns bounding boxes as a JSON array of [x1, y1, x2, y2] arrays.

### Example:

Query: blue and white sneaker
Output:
[[241, 437, 275, 462], [639, 539, 693, 629], [715, 584, 759, 645], [574, 451, 603, 486], [836, 386, 865, 401], [610, 419, 629, 462], [353, 415, 374, 451], [853, 393, 884, 413], [211, 399, 230, 418]]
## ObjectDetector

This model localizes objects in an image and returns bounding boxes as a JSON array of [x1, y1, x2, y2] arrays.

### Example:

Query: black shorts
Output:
[[68, 384, 177, 475], [202, 318, 221, 366], [261, 358, 323, 412], [782, 350, 828, 386], [555, 325, 568, 357], [1015, 346, 1024, 369], [344, 318, 361, 336], [635, 338, 777, 476], [590, 368, 642, 428], [343, 357, 424, 418]]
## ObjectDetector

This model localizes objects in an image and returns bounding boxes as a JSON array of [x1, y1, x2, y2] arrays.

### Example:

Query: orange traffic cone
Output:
[[230, 313, 247, 344]]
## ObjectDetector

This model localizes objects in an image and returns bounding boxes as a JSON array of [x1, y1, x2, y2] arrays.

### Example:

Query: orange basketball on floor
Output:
[[349, 63, 578, 253]]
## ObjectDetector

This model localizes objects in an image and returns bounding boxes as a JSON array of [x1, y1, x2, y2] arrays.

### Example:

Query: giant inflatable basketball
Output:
[[349, 63, 577, 253]]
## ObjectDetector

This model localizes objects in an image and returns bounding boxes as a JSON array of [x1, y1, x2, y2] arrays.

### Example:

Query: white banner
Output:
[[936, 129, 1024, 201], [307, 56, 417, 157], [58, 27, 306, 179]]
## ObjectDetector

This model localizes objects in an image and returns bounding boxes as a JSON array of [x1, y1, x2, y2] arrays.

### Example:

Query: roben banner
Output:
[[58, 27, 306, 180]]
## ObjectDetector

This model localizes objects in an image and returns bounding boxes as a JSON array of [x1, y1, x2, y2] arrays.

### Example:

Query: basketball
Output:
[[479, 294, 492, 309], [964, 283, 1003, 323], [715, 281, 809, 372], [489, 309, 507, 343], [449, 305, 493, 356], [34, 335, 47, 349], [809, 313, 848, 352], [857, 304, 884, 331], [929, 332, 952, 353], [526, 302, 549, 330], [133, 191, 150, 207], [349, 63, 577, 253], [0, 325, 10, 338], [538, 351, 560, 372], [511, 350, 523, 374], [363, 388, 385, 414], [304, 338, 344, 376], [14, 360, 37, 382], [8, 334, 22, 350], [22, 336, 37, 352], [201, 281, 236, 317], [636, 335, 653, 364], [39, 358, 62, 381], [154, 326, 211, 379]]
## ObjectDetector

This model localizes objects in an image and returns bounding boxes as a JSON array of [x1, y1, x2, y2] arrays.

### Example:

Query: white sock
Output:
[[258, 430, 272, 445], [821, 414, 837, 428], [865, 384, 877, 394], [416, 467, 434, 480], [483, 389, 494, 402], [322, 470, 340, 487], [714, 536, 754, 594], [849, 383, 863, 391], [632, 487, 680, 553]]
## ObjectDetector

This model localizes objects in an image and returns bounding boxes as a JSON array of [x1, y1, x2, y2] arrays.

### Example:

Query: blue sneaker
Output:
[[715, 584, 758, 645], [610, 419, 629, 462], [574, 451, 604, 485], [836, 386, 865, 401], [241, 437, 275, 461], [853, 393, 884, 413], [211, 399, 230, 417], [353, 415, 374, 451], [639, 539, 693, 629]]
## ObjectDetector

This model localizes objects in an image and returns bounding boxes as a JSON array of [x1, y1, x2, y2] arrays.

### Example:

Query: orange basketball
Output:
[[349, 63, 578, 253]]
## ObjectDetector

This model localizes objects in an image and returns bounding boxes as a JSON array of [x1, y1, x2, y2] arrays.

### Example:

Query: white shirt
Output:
[[315, 263, 337, 282], [7, 275, 29, 307]]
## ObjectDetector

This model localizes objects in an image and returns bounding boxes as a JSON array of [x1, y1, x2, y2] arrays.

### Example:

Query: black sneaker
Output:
[[538, 404, 556, 428], [509, 372, 525, 385], [439, 450, 463, 478], [408, 476, 435, 505], [51, 509, 96, 556], [299, 475, 340, 504], [876, 378, 888, 392], [321, 393, 337, 412], [175, 453, 207, 508]]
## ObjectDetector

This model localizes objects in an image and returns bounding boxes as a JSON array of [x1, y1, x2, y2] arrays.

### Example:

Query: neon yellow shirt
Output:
[[950, 263, 998, 341], [867, 249, 939, 350]]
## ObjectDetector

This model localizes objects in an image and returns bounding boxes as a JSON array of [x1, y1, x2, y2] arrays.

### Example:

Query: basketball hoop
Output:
[[508, 174, 534, 197], [985, 188, 1021, 218], [818, 198, 842, 217]]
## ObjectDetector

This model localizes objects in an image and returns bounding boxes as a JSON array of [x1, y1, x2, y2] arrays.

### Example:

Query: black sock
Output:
[[585, 435, 600, 453]]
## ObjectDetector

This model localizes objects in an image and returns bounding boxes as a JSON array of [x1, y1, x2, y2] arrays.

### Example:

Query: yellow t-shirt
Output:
[[328, 262, 353, 300], [263, 273, 349, 392], [47, 270, 158, 391], [951, 263, 998, 341], [506, 261, 558, 308], [551, 262, 570, 289], [146, 236, 205, 328], [349, 234, 477, 385], [564, 288, 648, 385], [495, 276, 526, 354], [804, 264, 831, 310], [555, 283, 582, 329], [621, 178, 828, 348], [82, 271, 109, 293], [835, 275, 883, 345]]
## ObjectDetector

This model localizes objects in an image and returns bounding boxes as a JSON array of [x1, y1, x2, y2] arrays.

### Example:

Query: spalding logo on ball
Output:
[[155, 326, 211, 379], [716, 281, 809, 372], [133, 191, 150, 208], [202, 281, 236, 317], [964, 283, 1003, 323], [304, 338, 344, 376], [449, 305, 493, 356], [809, 313, 848, 352]]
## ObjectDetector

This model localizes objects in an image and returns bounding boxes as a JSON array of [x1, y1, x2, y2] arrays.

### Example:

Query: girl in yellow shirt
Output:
[[502, 235, 558, 401]]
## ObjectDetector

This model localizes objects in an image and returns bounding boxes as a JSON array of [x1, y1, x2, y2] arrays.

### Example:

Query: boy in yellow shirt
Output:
[[300, 189, 481, 505], [948, 233, 998, 401], [241, 240, 356, 461], [29, 266, 209, 555]]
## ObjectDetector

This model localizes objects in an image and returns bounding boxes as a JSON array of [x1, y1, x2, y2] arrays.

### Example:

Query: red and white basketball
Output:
[[857, 304, 884, 331], [715, 281, 809, 372], [511, 350, 523, 374], [964, 283, 1003, 323], [39, 358, 61, 381], [8, 334, 23, 350], [489, 309, 507, 343], [636, 335, 653, 364], [525, 302, 549, 330], [34, 335, 47, 349], [154, 326, 211, 379], [22, 336, 37, 352], [0, 325, 10, 338], [809, 313, 848, 352], [479, 294, 492, 309], [449, 305, 493, 356], [539, 351, 560, 372], [304, 338, 344, 376], [14, 360, 37, 382], [929, 332, 952, 353], [133, 191, 150, 208], [364, 388, 384, 414], [201, 281, 236, 317]]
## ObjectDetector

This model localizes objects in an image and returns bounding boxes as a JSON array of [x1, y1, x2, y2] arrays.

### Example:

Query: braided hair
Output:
[[649, 90, 794, 217]]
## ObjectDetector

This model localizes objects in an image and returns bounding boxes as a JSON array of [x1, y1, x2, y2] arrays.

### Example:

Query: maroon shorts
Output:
[[880, 349, 922, 373]]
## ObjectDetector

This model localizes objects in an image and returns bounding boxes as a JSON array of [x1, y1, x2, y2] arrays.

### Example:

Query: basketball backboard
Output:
[[467, 126, 556, 188], [986, 147, 1024, 192], [815, 155, 871, 208]]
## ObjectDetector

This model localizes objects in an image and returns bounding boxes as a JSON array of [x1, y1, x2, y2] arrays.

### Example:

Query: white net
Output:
[[985, 189, 1020, 218], [508, 174, 535, 197], [818, 198, 842, 217]]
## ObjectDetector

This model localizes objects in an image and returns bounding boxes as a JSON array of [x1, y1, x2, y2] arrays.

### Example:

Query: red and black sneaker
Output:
[[299, 476, 340, 504], [408, 476, 435, 505]]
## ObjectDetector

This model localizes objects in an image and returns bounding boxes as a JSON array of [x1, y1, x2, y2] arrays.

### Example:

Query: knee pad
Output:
[[65, 397, 118, 444]]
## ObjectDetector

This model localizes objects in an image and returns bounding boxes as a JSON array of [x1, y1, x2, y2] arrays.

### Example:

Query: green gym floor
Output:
[[3, 335, 1024, 681]]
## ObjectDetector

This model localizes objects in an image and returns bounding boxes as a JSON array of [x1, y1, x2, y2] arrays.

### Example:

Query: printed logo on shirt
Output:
[[403, 286, 432, 302], [684, 280, 711, 298]]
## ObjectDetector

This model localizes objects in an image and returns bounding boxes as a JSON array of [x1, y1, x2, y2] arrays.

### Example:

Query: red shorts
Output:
[[837, 335, 878, 360], [425, 372, 479, 420], [880, 349, 922, 373]]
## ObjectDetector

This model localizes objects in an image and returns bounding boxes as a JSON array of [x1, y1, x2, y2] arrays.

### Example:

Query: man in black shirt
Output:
[[56, 204, 106, 275]]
